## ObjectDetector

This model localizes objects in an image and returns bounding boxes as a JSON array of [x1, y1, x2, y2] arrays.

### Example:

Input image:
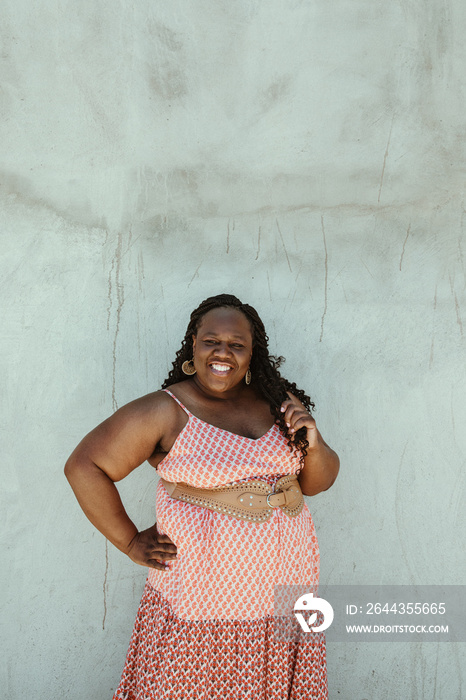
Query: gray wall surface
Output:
[[1, 1, 465, 698]]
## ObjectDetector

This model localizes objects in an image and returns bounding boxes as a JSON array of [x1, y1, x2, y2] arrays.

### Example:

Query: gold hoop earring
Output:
[[245, 368, 251, 385], [182, 359, 196, 376]]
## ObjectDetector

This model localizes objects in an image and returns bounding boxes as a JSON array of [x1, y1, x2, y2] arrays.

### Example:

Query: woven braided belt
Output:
[[160, 474, 304, 523]]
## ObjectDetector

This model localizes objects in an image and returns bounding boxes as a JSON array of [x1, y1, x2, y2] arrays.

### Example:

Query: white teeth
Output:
[[211, 363, 231, 372]]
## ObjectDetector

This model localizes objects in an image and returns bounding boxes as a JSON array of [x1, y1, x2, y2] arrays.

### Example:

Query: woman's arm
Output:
[[280, 392, 340, 497], [64, 391, 178, 569]]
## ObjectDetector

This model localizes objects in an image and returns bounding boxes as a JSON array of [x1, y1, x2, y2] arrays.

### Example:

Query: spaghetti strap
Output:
[[162, 388, 192, 416]]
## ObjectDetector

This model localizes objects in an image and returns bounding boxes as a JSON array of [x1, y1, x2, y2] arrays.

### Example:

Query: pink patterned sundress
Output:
[[113, 389, 328, 699]]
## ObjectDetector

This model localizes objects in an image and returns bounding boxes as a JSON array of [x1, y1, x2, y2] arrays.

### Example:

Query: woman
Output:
[[65, 293, 339, 699]]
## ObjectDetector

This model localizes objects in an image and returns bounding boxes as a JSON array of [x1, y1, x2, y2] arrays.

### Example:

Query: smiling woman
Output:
[[64, 293, 339, 700], [191, 308, 254, 390]]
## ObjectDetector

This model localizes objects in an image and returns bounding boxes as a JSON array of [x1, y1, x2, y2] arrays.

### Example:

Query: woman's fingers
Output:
[[280, 400, 306, 428], [280, 392, 303, 418], [148, 532, 177, 559], [280, 393, 316, 435], [146, 558, 172, 571], [145, 535, 178, 570], [154, 532, 178, 553], [287, 411, 316, 433], [147, 542, 177, 559], [127, 524, 178, 569], [289, 413, 316, 433], [157, 532, 177, 545]]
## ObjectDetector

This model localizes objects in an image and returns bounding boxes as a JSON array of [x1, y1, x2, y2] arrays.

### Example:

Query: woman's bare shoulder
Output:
[[115, 389, 179, 417], [159, 380, 203, 405], [83, 390, 180, 444], [67, 390, 183, 481]]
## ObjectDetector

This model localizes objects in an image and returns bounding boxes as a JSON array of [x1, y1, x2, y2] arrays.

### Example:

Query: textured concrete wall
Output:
[[2, 1, 465, 698]]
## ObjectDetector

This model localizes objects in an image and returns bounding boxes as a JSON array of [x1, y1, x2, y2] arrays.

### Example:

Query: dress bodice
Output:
[[157, 389, 301, 487]]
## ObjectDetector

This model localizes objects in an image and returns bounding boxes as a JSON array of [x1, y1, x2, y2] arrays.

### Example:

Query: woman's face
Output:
[[191, 307, 253, 394]]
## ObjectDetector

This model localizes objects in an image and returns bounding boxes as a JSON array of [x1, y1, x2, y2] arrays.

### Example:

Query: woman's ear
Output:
[[192, 334, 196, 354]]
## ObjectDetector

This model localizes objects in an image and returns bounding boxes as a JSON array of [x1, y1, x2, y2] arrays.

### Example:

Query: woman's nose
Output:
[[213, 343, 232, 356]]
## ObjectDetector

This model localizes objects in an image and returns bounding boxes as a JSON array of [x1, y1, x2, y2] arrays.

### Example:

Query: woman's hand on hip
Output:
[[126, 523, 178, 570]]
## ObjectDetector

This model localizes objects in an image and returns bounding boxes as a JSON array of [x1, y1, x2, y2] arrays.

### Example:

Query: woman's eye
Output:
[[203, 339, 244, 348]]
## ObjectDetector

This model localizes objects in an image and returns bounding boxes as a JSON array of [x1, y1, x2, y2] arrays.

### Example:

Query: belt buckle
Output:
[[266, 479, 282, 508]]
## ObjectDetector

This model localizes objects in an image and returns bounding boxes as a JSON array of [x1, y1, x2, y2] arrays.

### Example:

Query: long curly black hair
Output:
[[162, 293, 315, 467]]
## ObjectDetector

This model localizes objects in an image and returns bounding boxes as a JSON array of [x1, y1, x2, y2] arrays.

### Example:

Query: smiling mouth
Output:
[[209, 363, 234, 375]]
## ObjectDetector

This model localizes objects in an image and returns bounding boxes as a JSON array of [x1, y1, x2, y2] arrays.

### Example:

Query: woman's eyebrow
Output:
[[200, 331, 247, 340]]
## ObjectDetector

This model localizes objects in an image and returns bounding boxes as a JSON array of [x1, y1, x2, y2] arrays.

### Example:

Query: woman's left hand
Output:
[[280, 391, 340, 495], [280, 392, 318, 448]]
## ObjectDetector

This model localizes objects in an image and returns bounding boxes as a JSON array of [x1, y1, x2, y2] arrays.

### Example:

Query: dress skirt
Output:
[[112, 582, 328, 700]]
